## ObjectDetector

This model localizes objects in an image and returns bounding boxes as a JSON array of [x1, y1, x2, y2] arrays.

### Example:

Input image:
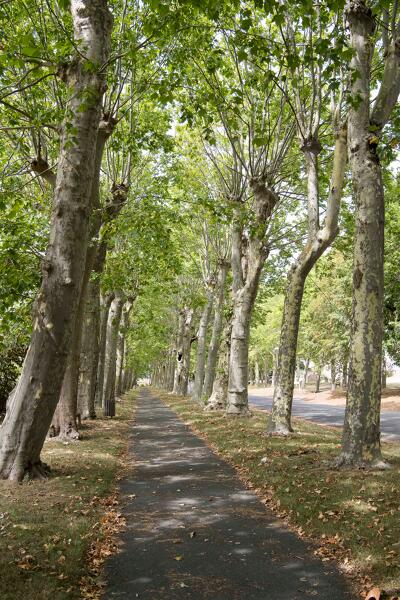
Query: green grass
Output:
[[0, 391, 136, 600], [157, 389, 400, 598]]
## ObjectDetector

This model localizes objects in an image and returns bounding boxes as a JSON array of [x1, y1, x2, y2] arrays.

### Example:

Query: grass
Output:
[[156, 388, 400, 599], [0, 391, 136, 600]]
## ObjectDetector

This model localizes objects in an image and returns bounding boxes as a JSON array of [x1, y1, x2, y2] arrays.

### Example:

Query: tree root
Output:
[[23, 461, 51, 481]]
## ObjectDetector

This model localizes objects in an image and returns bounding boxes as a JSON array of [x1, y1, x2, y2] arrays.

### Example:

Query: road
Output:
[[249, 393, 400, 441]]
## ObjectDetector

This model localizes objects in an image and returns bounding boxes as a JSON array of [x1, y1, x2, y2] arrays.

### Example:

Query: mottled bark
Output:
[[205, 315, 232, 411], [116, 300, 133, 398], [50, 119, 113, 438], [192, 291, 214, 401], [173, 307, 194, 396], [0, 0, 112, 481], [103, 293, 124, 417], [203, 261, 229, 399], [268, 127, 347, 435], [95, 291, 115, 407], [226, 183, 277, 416], [339, 0, 400, 467]]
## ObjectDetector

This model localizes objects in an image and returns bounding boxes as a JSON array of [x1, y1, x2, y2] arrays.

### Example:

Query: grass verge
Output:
[[0, 391, 136, 600], [156, 388, 400, 599]]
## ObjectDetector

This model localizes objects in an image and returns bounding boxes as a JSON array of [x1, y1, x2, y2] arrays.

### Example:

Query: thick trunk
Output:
[[103, 293, 124, 417], [226, 184, 276, 416], [205, 316, 231, 411], [0, 0, 112, 481], [339, 1, 390, 467], [268, 127, 347, 435], [173, 307, 194, 396], [227, 287, 257, 415], [50, 118, 114, 438], [192, 293, 214, 401], [95, 291, 114, 407], [203, 262, 229, 399]]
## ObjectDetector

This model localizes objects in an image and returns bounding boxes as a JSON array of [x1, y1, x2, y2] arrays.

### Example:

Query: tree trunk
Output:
[[50, 116, 115, 438], [173, 307, 194, 396], [103, 293, 124, 417], [116, 300, 133, 398], [192, 292, 214, 401], [339, 1, 391, 467], [203, 261, 229, 399], [315, 370, 321, 393], [341, 360, 348, 388], [95, 291, 114, 407], [77, 277, 100, 420], [267, 127, 347, 435], [0, 0, 112, 481], [205, 315, 231, 411], [254, 361, 260, 385], [226, 184, 277, 416], [331, 359, 337, 391]]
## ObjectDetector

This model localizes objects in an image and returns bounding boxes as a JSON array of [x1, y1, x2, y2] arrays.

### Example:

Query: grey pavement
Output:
[[249, 393, 400, 441], [104, 390, 355, 600]]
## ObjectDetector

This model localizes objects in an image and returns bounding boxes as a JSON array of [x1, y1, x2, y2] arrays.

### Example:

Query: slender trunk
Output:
[[77, 277, 100, 420], [341, 360, 348, 388], [315, 370, 321, 393], [116, 300, 133, 397], [0, 0, 112, 481], [304, 358, 310, 385], [203, 262, 229, 399], [173, 307, 194, 396], [192, 292, 214, 401], [254, 361, 260, 385], [103, 293, 124, 417], [382, 354, 387, 389], [95, 292, 115, 407], [331, 359, 337, 391], [268, 128, 347, 435], [205, 315, 232, 411]]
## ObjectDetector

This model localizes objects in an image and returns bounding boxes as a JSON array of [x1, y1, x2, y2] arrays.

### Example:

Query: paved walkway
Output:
[[104, 390, 355, 600]]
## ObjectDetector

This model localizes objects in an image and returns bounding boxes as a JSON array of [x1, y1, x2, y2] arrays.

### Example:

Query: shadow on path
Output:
[[104, 390, 355, 600]]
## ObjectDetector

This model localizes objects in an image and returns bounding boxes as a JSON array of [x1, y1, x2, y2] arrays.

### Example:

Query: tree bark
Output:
[[267, 127, 347, 434], [331, 359, 337, 391], [116, 300, 133, 397], [50, 119, 114, 438], [173, 307, 194, 396], [205, 314, 232, 411], [95, 291, 115, 407], [103, 293, 124, 417], [0, 0, 112, 481], [226, 183, 277, 416], [192, 291, 214, 401], [203, 261, 229, 399], [338, 0, 400, 467]]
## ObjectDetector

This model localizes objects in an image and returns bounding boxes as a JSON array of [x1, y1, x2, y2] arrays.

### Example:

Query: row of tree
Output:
[[1, 0, 400, 480]]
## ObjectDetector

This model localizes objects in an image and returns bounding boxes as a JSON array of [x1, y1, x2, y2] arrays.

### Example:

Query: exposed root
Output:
[[334, 454, 391, 471], [23, 461, 51, 481]]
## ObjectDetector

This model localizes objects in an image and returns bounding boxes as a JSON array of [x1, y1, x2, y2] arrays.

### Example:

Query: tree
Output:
[[0, 0, 113, 481]]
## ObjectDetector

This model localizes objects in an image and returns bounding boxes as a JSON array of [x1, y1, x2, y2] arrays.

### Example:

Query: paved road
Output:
[[104, 390, 355, 600], [249, 394, 400, 441]]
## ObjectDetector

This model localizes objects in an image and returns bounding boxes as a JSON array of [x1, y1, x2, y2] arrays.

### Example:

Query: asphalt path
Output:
[[249, 393, 400, 441], [104, 390, 355, 600]]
